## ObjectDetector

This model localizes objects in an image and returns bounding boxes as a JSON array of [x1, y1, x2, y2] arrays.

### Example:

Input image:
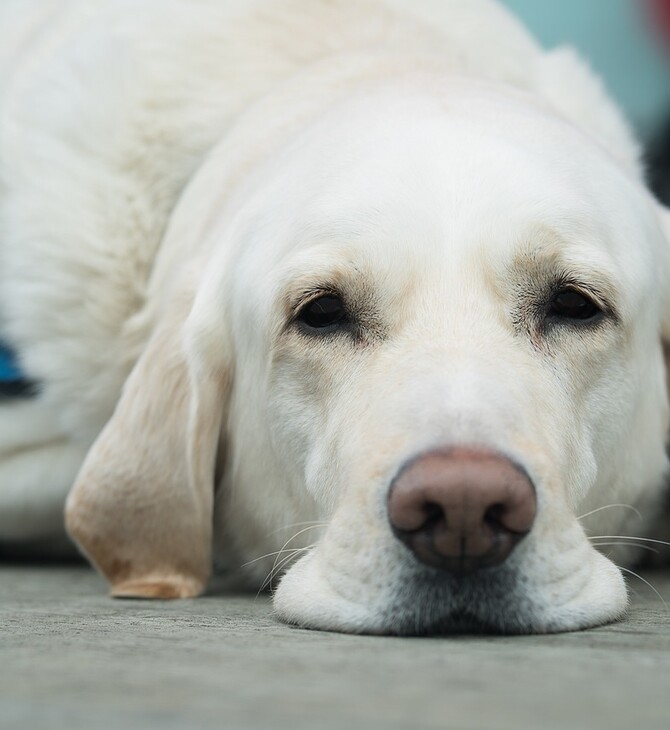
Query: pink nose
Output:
[[388, 448, 536, 574]]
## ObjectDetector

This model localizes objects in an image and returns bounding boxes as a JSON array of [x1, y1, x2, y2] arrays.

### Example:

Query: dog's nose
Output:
[[387, 448, 536, 574]]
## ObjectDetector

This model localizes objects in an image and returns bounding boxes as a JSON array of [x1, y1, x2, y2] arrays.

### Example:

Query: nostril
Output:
[[484, 502, 506, 530], [421, 501, 445, 530]]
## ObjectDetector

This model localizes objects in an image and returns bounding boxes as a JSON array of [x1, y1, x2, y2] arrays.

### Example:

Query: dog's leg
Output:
[[0, 400, 86, 545]]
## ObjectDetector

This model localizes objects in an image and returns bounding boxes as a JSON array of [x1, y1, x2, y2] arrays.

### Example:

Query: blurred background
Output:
[[501, 0, 670, 204]]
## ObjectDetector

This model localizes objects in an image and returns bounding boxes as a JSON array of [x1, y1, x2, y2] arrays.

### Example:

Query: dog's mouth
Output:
[[381, 605, 537, 637], [375, 565, 542, 636], [399, 612, 519, 637]]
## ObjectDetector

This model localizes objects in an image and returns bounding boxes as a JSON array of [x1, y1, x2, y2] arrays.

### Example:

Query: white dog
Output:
[[1, 0, 669, 634]]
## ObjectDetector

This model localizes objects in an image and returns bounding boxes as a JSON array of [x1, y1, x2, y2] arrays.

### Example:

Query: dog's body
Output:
[[1, 0, 669, 633]]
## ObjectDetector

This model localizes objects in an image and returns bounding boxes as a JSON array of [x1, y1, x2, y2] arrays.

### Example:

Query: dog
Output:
[[1, 0, 669, 635]]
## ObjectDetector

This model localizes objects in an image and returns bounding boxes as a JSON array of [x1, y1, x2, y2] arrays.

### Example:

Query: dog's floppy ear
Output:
[[65, 282, 229, 599]]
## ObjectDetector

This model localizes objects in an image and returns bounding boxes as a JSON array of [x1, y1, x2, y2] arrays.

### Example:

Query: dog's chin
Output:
[[273, 549, 629, 636]]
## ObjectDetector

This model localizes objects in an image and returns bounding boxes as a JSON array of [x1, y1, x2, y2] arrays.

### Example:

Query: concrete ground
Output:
[[1, 564, 669, 730]]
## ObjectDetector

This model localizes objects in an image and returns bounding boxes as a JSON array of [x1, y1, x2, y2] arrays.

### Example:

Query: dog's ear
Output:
[[65, 282, 229, 599]]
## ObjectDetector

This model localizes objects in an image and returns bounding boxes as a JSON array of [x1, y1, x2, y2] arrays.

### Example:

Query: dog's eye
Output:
[[548, 288, 601, 321], [297, 294, 347, 330]]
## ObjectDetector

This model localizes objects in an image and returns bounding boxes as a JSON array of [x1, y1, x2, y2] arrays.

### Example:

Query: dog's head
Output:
[[67, 63, 670, 633]]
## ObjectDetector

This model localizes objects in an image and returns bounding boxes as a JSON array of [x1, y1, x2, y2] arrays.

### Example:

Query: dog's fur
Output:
[[1, 0, 670, 633]]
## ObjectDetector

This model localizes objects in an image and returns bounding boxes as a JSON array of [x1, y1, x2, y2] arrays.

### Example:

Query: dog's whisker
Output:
[[252, 547, 312, 600], [267, 551, 308, 587], [274, 524, 328, 549], [287, 524, 327, 543], [267, 521, 328, 537], [257, 546, 314, 595], [255, 524, 328, 596], [242, 547, 308, 568], [615, 565, 669, 613], [258, 560, 286, 596], [588, 535, 670, 548], [264, 524, 327, 577], [577, 503, 642, 522], [590, 541, 659, 555]]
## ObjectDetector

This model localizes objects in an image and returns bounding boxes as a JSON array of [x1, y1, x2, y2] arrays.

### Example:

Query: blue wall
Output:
[[502, 0, 670, 138]]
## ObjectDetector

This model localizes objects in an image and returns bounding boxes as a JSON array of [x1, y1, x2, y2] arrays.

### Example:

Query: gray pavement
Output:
[[1, 564, 669, 730]]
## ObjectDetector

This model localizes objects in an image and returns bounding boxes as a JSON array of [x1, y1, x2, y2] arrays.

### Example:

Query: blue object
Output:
[[0, 343, 24, 382]]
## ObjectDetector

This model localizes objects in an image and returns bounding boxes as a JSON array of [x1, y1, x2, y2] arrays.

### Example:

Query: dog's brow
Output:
[[274, 263, 362, 328], [508, 232, 620, 312]]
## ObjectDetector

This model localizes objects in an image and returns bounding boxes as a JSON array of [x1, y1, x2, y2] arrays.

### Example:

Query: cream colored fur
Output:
[[1, 0, 669, 633]]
